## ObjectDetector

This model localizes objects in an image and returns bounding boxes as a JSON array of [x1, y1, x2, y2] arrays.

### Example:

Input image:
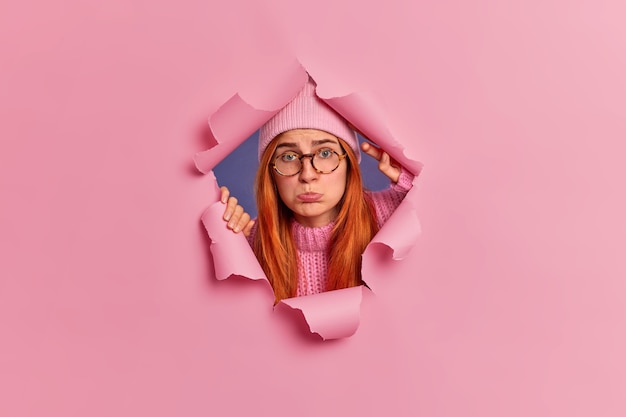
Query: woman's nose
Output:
[[298, 156, 318, 182]]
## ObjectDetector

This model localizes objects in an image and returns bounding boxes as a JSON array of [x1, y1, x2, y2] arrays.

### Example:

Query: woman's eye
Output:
[[281, 153, 299, 162], [317, 149, 333, 159]]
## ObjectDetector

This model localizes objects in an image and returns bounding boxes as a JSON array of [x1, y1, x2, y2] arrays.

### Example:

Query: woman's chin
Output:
[[292, 207, 337, 227]]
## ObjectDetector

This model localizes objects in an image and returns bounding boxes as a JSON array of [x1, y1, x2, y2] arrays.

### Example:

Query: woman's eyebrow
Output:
[[275, 139, 339, 152], [275, 142, 298, 151], [311, 139, 339, 147]]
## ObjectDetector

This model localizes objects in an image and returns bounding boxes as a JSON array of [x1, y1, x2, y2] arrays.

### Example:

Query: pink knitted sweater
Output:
[[249, 169, 414, 297]]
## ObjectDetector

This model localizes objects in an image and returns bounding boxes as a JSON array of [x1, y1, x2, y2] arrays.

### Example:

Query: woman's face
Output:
[[271, 129, 348, 228]]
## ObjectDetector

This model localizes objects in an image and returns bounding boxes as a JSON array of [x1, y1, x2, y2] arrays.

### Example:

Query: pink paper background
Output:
[[1, 1, 625, 416]]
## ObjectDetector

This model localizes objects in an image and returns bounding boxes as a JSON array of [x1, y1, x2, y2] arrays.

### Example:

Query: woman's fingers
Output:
[[361, 142, 401, 183], [225, 203, 246, 232], [220, 189, 252, 234], [360, 141, 381, 160], [379, 153, 400, 183], [242, 220, 255, 238], [220, 186, 230, 204], [228, 207, 250, 233], [223, 195, 238, 222]]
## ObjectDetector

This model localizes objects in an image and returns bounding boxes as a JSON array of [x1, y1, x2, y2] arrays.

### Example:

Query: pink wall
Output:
[[1, 0, 625, 416]]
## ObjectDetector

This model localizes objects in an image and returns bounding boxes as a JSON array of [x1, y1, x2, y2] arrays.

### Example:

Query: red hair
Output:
[[253, 137, 379, 303]]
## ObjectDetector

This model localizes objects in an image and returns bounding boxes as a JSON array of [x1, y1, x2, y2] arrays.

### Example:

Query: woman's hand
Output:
[[361, 141, 401, 183], [220, 186, 255, 237]]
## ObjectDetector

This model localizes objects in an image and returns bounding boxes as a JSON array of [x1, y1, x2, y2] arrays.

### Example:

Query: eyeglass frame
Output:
[[271, 149, 348, 177]]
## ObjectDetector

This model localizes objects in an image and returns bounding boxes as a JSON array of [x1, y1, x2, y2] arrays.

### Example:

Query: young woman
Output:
[[220, 77, 413, 302]]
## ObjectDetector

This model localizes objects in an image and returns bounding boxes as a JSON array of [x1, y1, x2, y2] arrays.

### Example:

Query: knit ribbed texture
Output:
[[258, 77, 360, 161], [292, 221, 334, 295], [247, 168, 414, 297]]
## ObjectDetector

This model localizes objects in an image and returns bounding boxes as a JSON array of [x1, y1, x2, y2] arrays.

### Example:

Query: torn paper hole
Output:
[[197, 62, 422, 340]]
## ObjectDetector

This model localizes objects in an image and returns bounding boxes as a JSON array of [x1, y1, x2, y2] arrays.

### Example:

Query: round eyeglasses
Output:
[[272, 148, 347, 176]]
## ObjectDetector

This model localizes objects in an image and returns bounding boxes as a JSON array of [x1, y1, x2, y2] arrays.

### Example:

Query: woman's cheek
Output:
[[275, 178, 296, 210]]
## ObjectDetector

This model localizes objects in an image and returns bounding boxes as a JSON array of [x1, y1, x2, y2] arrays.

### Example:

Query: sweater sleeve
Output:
[[368, 167, 414, 228]]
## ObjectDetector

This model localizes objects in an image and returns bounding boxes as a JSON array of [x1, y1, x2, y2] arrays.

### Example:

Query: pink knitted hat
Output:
[[258, 77, 360, 161]]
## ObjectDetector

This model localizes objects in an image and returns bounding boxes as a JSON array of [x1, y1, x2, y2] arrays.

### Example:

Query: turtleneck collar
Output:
[[291, 220, 335, 252]]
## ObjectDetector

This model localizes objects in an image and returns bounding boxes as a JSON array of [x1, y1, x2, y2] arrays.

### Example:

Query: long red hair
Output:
[[253, 137, 379, 303]]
